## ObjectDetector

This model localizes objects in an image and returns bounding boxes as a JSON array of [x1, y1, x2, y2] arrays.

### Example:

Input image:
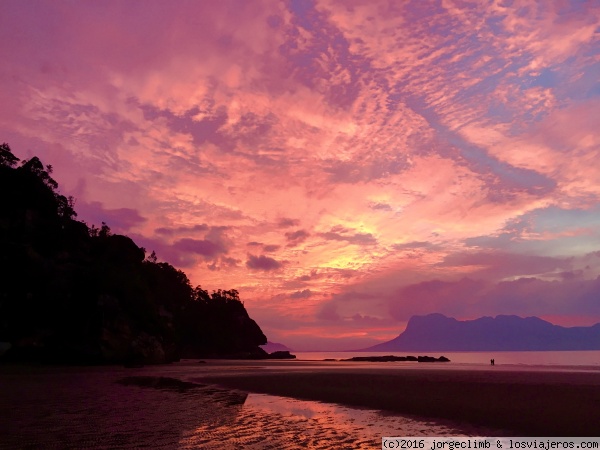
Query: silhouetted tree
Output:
[[0, 143, 267, 364], [0, 142, 19, 167]]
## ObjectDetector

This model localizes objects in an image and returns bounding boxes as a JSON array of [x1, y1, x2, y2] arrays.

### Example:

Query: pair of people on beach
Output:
[[490, 358, 495, 366]]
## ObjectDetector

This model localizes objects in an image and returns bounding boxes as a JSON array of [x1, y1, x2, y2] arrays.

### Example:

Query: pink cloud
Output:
[[1, 0, 599, 349], [246, 254, 284, 271]]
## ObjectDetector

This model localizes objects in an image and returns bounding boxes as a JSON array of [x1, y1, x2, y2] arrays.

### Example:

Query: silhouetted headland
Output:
[[363, 313, 600, 351], [0, 143, 286, 364]]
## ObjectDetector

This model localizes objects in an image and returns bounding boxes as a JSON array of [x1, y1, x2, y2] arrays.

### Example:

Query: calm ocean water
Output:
[[293, 350, 600, 367]]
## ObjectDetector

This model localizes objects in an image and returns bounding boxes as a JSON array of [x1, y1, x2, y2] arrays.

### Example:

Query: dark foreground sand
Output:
[[1, 363, 477, 449], [200, 364, 600, 436]]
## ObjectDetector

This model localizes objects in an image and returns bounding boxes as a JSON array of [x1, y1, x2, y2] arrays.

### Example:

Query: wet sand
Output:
[[2, 361, 599, 449], [0, 362, 491, 449], [199, 362, 600, 436]]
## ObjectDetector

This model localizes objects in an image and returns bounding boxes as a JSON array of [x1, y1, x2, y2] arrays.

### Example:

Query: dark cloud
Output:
[[245, 242, 280, 252], [389, 278, 488, 320], [207, 256, 241, 271], [221, 256, 240, 267], [387, 276, 600, 321], [128, 234, 197, 268], [246, 254, 283, 271], [277, 217, 300, 228], [320, 230, 377, 245], [155, 223, 209, 235], [173, 238, 226, 258], [297, 269, 321, 282], [317, 302, 341, 321], [558, 270, 584, 281], [369, 202, 393, 211], [285, 229, 310, 246], [392, 241, 432, 250], [263, 244, 281, 252], [141, 104, 229, 147], [324, 153, 410, 183], [77, 201, 146, 232], [289, 289, 313, 299], [351, 313, 384, 325], [438, 251, 570, 278]]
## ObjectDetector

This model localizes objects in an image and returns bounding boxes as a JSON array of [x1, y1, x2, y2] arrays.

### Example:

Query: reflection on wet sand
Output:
[[183, 385, 501, 449], [0, 363, 508, 449]]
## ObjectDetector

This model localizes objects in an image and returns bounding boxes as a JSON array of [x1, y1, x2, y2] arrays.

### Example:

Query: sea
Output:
[[1, 351, 599, 449], [292, 350, 600, 368]]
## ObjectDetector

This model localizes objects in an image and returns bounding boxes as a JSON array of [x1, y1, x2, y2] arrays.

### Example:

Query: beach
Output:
[[199, 360, 600, 436], [1, 360, 599, 449]]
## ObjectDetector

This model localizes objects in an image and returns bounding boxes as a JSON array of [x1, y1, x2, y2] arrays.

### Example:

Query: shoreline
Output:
[[198, 363, 600, 436]]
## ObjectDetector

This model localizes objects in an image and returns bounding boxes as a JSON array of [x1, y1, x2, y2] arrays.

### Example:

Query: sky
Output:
[[1, 0, 599, 350]]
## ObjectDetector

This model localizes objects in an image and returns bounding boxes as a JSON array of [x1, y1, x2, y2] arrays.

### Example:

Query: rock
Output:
[[342, 355, 450, 363], [343, 355, 408, 362], [267, 350, 296, 359], [417, 355, 450, 362]]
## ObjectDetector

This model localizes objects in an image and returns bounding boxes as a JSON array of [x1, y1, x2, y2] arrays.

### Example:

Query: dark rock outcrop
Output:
[[260, 341, 294, 353], [267, 350, 296, 359], [342, 355, 449, 362]]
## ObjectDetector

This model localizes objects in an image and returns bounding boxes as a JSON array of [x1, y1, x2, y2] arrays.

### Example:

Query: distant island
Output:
[[362, 313, 600, 352], [0, 143, 273, 364]]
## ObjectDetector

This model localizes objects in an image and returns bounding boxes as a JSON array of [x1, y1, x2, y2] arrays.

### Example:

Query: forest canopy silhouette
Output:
[[0, 143, 267, 364]]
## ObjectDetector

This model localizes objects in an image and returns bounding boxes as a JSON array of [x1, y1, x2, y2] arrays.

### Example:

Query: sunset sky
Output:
[[1, 0, 599, 350]]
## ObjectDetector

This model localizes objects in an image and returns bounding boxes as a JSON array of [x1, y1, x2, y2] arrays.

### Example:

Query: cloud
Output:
[[263, 244, 281, 252], [369, 202, 393, 211], [385, 274, 600, 323], [2, 0, 600, 350], [438, 251, 571, 279], [245, 242, 280, 252], [289, 289, 313, 299], [208, 256, 241, 271], [285, 229, 310, 246], [392, 241, 433, 251], [317, 302, 341, 321], [173, 238, 227, 259], [320, 227, 377, 245], [77, 201, 146, 232], [155, 224, 209, 236], [246, 254, 284, 271], [277, 217, 300, 228], [388, 278, 489, 321]]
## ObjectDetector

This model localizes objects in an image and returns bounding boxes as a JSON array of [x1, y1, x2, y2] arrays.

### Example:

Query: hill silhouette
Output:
[[0, 143, 267, 364], [363, 313, 600, 351]]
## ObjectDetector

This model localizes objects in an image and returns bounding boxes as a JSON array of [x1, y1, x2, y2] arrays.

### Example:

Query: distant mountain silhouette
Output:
[[0, 143, 267, 364], [363, 313, 600, 351]]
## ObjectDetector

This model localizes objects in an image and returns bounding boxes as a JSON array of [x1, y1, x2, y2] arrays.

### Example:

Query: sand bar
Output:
[[198, 361, 600, 436]]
